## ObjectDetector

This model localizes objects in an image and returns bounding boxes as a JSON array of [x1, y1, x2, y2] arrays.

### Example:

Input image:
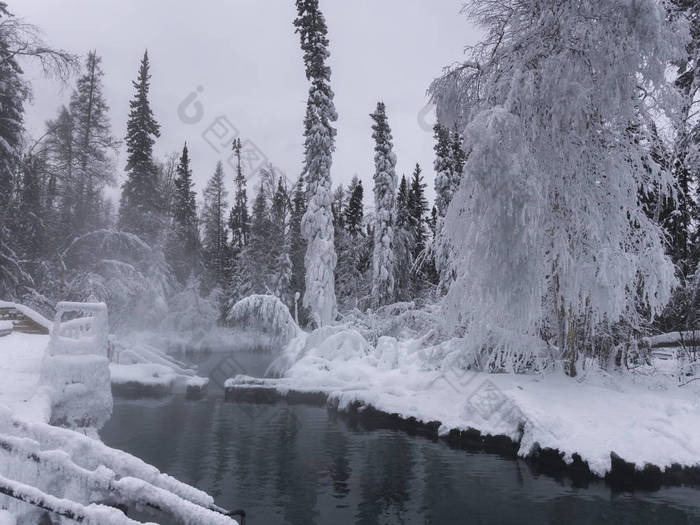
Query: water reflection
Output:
[[101, 355, 700, 525]]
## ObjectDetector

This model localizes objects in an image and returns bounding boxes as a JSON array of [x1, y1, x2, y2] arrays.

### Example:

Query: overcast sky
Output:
[[15, 0, 477, 207]]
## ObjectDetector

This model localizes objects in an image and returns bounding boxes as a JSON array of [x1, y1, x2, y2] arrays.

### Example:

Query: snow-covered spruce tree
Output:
[[344, 176, 364, 235], [288, 176, 308, 320], [234, 185, 275, 299], [270, 178, 293, 305], [119, 51, 161, 244], [430, 0, 684, 375], [370, 101, 398, 308], [294, 0, 338, 327], [432, 123, 454, 217], [0, 3, 75, 299], [228, 138, 250, 253], [201, 161, 229, 291], [408, 163, 429, 261], [331, 184, 345, 228], [16, 154, 45, 263], [394, 174, 414, 302], [0, 4, 27, 299], [169, 143, 201, 284], [69, 51, 118, 235], [669, 0, 700, 269]]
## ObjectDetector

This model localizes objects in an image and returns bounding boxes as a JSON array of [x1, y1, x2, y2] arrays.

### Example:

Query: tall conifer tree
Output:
[[370, 102, 398, 307], [294, 0, 338, 326], [119, 51, 161, 243]]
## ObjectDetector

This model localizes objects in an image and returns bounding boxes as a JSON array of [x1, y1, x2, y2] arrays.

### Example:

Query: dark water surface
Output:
[[100, 352, 700, 525]]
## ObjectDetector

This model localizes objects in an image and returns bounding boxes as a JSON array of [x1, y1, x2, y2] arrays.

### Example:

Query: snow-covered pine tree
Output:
[[228, 138, 250, 253], [169, 143, 201, 284], [294, 0, 338, 327], [270, 178, 293, 304], [407, 163, 429, 260], [201, 161, 229, 291], [451, 124, 467, 185], [669, 0, 700, 270], [119, 51, 161, 244], [331, 184, 345, 228], [288, 176, 307, 317], [433, 123, 454, 217], [428, 206, 438, 237], [69, 51, 118, 235], [0, 5, 26, 217], [235, 185, 275, 298], [370, 101, 398, 307], [394, 174, 414, 302], [0, 2, 75, 300], [430, 0, 683, 375], [43, 106, 75, 246], [16, 154, 44, 263], [344, 176, 364, 235]]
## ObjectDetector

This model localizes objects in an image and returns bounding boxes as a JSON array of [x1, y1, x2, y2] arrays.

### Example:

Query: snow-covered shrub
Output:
[[61, 229, 175, 330], [225, 294, 301, 348]]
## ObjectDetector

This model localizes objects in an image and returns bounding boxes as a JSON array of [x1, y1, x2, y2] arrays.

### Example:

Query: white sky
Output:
[[15, 0, 478, 206]]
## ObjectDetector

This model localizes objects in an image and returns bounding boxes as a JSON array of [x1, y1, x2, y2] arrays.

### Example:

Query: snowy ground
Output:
[[0, 332, 52, 423], [227, 328, 700, 478]]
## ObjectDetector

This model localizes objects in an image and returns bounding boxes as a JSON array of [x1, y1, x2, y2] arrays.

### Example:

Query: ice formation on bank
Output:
[[233, 318, 700, 479]]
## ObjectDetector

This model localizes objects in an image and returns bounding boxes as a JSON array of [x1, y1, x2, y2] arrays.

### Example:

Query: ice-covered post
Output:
[[49, 301, 108, 356], [41, 301, 112, 428]]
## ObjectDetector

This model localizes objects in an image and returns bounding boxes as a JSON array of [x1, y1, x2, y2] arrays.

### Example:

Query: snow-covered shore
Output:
[[0, 312, 237, 523], [226, 327, 700, 483]]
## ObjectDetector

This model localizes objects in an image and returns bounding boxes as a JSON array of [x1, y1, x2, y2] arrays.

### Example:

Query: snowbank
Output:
[[110, 363, 177, 387], [0, 332, 52, 423], [229, 328, 700, 479], [108, 340, 209, 398]]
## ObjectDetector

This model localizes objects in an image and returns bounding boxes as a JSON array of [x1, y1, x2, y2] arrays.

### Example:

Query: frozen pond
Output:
[[101, 352, 700, 525]]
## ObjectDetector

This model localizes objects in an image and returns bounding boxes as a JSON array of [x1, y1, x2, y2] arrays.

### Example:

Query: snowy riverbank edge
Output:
[[224, 329, 700, 489]]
